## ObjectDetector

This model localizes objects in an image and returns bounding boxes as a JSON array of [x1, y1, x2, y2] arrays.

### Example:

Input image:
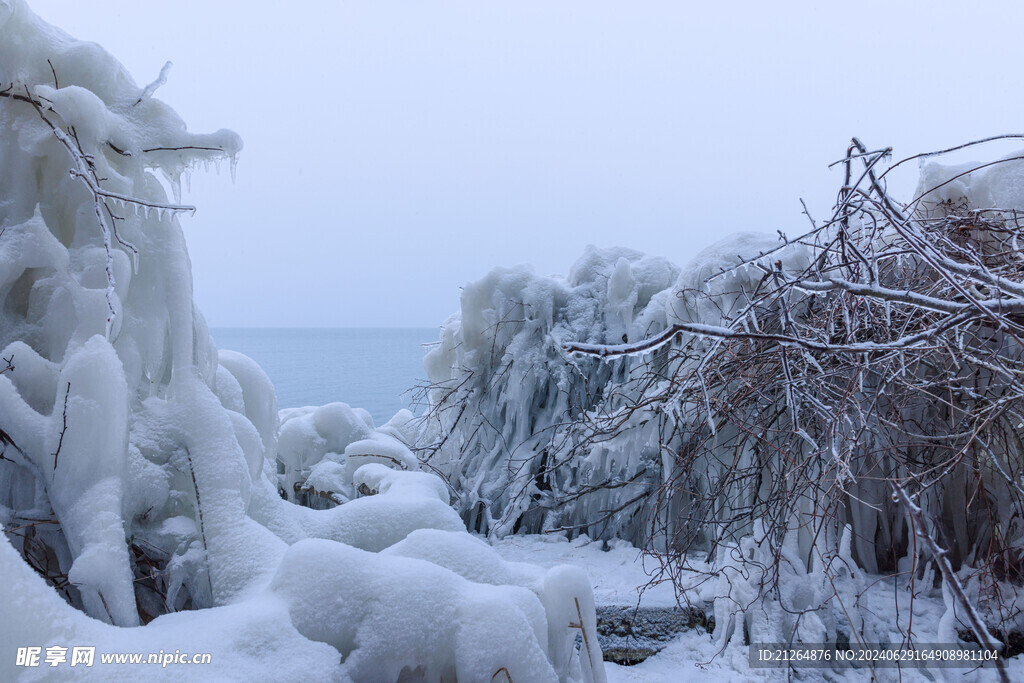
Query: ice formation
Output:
[[416, 246, 684, 540], [0, 2, 605, 679], [415, 238, 809, 543]]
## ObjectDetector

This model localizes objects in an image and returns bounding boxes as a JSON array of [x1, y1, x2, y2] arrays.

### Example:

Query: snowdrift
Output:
[[0, 2, 605, 680]]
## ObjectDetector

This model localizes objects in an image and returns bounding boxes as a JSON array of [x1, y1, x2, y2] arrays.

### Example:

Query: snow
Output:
[[490, 534, 1024, 682], [343, 431, 419, 482], [0, 535, 344, 683], [491, 534, 700, 608], [271, 538, 559, 682], [216, 349, 279, 460], [52, 335, 134, 626], [6, 0, 1024, 679], [544, 565, 607, 683], [277, 401, 375, 502]]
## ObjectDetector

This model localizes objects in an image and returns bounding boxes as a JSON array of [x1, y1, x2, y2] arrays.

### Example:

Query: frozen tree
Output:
[[0, 0, 244, 624], [414, 246, 679, 540], [0, 3, 605, 679], [419, 137, 1024, 653], [562, 137, 1024, 590]]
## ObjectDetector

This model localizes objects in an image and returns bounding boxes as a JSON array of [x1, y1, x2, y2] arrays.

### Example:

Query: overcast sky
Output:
[[28, 1, 1024, 328]]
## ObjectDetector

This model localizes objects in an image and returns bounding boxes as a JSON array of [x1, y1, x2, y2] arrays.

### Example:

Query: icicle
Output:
[[229, 153, 238, 183], [135, 60, 172, 105], [171, 176, 181, 204]]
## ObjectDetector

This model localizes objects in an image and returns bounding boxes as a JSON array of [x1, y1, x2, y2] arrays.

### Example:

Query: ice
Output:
[[413, 235, 818, 548], [916, 152, 1024, 211], [170, 175, 181, 203], [136, 60, 172, 104], [416, 245, 681, 541]]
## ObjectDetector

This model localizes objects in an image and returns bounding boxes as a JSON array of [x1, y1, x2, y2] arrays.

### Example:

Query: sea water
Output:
[[211, 328, 438, 426]]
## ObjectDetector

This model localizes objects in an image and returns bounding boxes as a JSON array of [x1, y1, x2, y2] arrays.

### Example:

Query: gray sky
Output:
[[28, 0, 1024, 328]]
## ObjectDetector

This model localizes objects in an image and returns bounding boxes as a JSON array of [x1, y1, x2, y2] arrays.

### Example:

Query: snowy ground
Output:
[[492, 534, 1024, 682], [491, 535, 730, 680], [491, 534, 695, 609]]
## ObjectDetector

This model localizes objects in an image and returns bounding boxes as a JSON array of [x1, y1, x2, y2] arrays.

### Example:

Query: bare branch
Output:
[[892, 483, 1010, 683]]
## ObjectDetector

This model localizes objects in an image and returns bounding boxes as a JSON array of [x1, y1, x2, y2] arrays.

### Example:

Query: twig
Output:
[[184, 448, 214, 601], [47, 59, 58, 89], [892, 483, 1009, 683], [52, 382, 70, 471], [567, 596, 594, 669]]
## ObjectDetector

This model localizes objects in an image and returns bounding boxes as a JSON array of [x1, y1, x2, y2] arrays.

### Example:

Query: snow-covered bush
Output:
[[277, 401, 421, 508], [0, 2, 605, 679]]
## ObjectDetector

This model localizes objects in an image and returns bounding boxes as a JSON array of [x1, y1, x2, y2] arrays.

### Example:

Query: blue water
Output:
[[211, 328, 438, 426]]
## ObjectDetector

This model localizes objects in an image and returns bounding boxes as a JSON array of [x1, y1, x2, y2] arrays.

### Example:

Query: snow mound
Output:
[[277, 401, 423, 509], [273, 538, 561, 682]]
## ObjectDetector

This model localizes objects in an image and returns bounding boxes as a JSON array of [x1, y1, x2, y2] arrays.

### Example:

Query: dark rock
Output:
[[596, 604, 711, 665]]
